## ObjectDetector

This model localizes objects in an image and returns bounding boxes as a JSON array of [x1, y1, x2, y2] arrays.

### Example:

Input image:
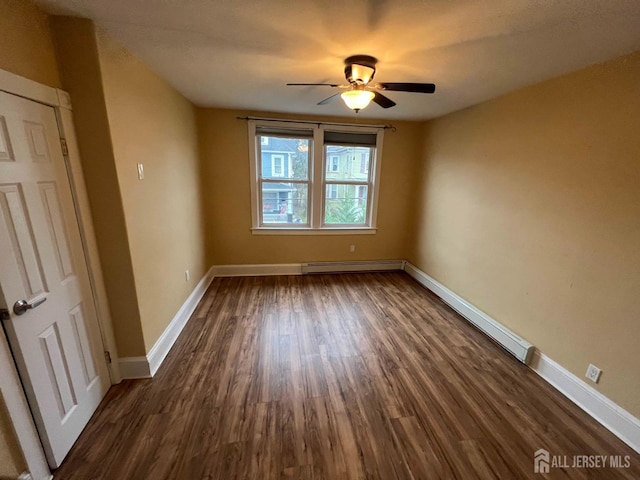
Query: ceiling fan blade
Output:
[[317, 93, 342, 105], [372, 92, 396, 109], [375, 82, 436, 93], [287, 83, 341, 87]]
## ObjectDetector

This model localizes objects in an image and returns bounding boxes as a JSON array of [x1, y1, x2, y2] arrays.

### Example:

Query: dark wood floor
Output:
[[54, 272, 639, 479]]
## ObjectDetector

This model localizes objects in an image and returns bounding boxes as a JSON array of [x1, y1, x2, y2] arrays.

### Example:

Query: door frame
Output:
[[0, 68, 121, 479]]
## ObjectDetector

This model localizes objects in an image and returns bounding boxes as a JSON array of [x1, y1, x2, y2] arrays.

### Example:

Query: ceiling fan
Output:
[[286, 55, 436, 113]]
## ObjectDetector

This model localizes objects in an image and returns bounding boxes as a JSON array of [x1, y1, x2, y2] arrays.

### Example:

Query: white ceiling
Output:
[[37, 0, 640, 120]]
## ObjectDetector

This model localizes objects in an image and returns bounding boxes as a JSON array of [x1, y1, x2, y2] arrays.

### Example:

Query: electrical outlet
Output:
[[137, 163, 145, 180], [185, 269, 190, 282], [350, 244, 356, 253], [585, 364, 601, 383]]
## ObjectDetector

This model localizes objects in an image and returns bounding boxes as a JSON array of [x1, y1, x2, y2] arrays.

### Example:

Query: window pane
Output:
[[262, 182, 308, 224], [324, 184, 368, 225], [260, 136, 309, 180], [325, 146, 371, 181]]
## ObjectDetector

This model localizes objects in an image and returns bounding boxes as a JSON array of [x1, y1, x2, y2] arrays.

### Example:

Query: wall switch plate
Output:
[[137, 163, 144, 180], [185, 269, 190, 282], [585, 364, 601, 383]]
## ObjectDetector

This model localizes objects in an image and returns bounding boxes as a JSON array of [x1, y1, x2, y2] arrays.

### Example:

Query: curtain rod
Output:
[[236, 116, 396, 131]]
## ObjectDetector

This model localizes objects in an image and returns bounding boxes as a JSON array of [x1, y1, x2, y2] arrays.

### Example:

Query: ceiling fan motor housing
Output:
[[344, 55, 378, 85]]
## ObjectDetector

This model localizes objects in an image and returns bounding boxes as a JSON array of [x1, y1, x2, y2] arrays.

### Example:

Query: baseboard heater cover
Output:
[[302, 260, 405, 274], [403, 263, 534, 364]]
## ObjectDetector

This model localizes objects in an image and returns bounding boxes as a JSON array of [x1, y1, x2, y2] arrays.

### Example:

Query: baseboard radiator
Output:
[[302, 260, 405, 274], [403, 263, 534, 364], [456, 304, 534, 364]]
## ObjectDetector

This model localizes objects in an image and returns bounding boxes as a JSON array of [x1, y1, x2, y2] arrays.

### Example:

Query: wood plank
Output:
[[53, 273, 640, 480]]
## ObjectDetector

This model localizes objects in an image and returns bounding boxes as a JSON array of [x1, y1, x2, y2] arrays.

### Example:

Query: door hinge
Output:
[[60, 138, 69, 156], [104, 351, 112, 364]]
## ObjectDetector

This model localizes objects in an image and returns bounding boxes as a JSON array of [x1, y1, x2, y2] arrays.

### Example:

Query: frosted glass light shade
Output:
[[341, 90, 375, 111]]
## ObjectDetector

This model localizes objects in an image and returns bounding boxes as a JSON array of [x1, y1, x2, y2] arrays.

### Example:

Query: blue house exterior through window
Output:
[[259, 136, 302, 223]]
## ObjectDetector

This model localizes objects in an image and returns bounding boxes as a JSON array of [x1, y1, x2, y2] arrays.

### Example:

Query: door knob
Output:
[[13, 298, 47, 316]]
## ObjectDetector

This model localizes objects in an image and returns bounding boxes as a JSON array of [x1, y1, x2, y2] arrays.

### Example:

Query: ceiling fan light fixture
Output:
[[341, 90, 375, 112]]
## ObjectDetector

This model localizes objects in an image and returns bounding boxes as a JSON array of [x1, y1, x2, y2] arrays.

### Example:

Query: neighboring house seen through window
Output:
[[248, 120, 383, 233]]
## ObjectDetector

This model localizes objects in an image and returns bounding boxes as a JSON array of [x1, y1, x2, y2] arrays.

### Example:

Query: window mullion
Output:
[[311, 127, 324, 229], [369, 132, 384, 228], [248, 121, 259, 228]]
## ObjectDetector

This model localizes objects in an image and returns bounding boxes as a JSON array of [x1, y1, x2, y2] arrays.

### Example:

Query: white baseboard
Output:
[[403, 262, 533, 364], [212, 263, 303, 277], [18, 473, 33, 480], [530, 351, 640, 453], [403, 262, 640, 454], [17, 472, 51, 480], [302, 260, 404, 274], [119, 266, 215, 379], [146, 266, 215, 376], [118, 356, 151, 379]]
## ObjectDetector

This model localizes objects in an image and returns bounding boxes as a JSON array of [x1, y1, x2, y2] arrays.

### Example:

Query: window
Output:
[[328, 156, 339, 172], [271, 155, 285, 177], [248, 120, 383, 233]]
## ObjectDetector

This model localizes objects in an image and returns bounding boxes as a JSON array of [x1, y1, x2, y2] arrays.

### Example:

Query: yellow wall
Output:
[[51, 17, 146, 357], [197, 108, 422, 265], [51, 20, 206, 354], [96, 30, 207, 351], [0, 1, 53, 476], [408, 51, 640, 416], [0, 395, 24, 480], [0, 0, 60, 88]]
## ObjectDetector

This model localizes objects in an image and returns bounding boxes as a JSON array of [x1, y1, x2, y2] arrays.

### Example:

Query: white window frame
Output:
[[248, 119, 384, 235], [271, 154, 285, 177]]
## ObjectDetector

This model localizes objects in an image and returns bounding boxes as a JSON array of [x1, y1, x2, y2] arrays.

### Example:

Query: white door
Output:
[[0, 91, 110, 468]]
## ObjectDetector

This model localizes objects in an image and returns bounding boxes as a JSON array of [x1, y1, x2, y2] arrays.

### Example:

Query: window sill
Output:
[[251, 227, 377, 236]]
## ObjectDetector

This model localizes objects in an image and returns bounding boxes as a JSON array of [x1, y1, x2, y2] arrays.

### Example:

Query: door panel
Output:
[[0, 184, 48, 297], [0, 91, 110, 468], [39, 181, 74, 280], [69, 303, 99, 386], [39, 323, 77, 417], [0, 116, 14, 161]]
